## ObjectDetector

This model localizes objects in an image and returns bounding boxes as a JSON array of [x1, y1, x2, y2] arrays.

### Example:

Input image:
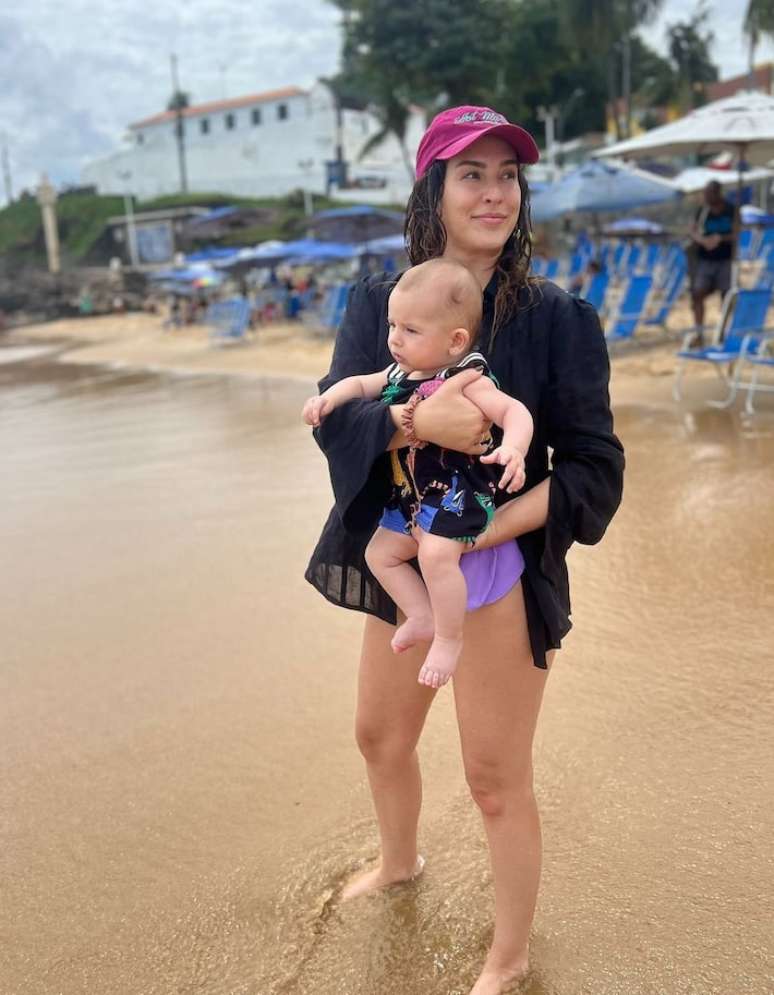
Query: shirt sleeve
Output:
[[541, 294, 625, 578], [313, 276, 396, 534]]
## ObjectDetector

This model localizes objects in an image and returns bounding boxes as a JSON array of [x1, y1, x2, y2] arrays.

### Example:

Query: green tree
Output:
[[666, 2, 718, 111], [327, 0, 512, 177], [560, 0, 665, 138], [743, 0, 774, 72]]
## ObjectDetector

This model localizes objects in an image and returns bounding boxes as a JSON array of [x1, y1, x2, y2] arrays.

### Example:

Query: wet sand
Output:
[[1, 319, 773, 995]]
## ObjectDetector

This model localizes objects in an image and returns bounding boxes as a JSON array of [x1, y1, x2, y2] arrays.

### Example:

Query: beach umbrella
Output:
[[671, 165, 774, 194], [602, 217, 665, 235], [308, 205, 404, 247], [530, 159, 680, 222], [594, 91, 774, 166]]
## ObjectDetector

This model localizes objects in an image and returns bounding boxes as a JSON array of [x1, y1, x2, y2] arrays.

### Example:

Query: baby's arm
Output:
[[461, 378, 533, 492], [303, 366, 391, 427]]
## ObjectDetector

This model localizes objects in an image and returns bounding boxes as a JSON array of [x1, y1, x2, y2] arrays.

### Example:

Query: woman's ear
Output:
[[449, 327, 471, 356]]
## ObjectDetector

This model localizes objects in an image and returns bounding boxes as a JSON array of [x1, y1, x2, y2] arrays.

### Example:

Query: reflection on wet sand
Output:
[[1, 351, 772, 995]]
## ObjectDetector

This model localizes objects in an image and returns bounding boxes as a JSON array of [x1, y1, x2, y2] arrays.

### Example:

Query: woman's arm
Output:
[[466, 295, 624, 557], [467, 478, 550, 551], [312, 278, 400, 532]]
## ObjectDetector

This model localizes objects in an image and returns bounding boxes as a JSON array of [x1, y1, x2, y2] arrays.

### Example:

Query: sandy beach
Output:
[[2, 308, 773, 995]]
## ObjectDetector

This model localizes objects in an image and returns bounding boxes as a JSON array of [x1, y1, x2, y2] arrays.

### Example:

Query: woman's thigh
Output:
[[356, 613, 437, 759], [453, 583, 552, 791]]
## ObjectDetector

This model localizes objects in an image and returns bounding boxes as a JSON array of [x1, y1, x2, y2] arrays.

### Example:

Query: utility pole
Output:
[[1, 140, 12, 205], [170, 53, 188, 194], [537, 106, 557, 183]]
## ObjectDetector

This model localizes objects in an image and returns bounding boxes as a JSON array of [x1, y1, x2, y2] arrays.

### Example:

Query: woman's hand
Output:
[[463, 510, 505, 552], [412, 369, 492, 455]]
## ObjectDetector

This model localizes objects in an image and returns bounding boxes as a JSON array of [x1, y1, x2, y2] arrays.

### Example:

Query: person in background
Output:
[[689, 180, 736, 340]]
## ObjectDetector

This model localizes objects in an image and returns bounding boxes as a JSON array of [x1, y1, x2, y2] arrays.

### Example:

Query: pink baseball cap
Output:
[[416, 106, 540, 179]]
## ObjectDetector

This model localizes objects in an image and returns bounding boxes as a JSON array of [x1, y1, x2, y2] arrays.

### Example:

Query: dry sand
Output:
[[5, 292, 721, 394]]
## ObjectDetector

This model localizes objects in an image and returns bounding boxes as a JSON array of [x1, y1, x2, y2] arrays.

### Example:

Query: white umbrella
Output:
[[672, 165, 774, 194], [530, 159, 679, 222], [594, 91, 774, 166]]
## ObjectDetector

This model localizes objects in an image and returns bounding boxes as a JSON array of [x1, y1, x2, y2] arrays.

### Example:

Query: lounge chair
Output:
[[672, 288, 773, 405], [208, 297, 252, 344], [302, 282, 351, 336], [605, 274, 653, 341], [581, 271, 610, 314], [740, 335, 774, 413], [645, 260, 686, 331]]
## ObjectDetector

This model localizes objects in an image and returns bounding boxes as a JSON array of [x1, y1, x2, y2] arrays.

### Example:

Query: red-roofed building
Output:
[[82, 82, 425, 205]]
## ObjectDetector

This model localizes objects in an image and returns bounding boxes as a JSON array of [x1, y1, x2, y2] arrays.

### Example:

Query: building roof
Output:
[[129, 86, 307, 130]]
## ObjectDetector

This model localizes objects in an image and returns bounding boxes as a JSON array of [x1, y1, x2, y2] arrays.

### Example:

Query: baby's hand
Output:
[[302, 395, 332, 427], [479, 445, 526, 493]]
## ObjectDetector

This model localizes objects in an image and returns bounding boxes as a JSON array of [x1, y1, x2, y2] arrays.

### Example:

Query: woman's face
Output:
[[439, 135, 521, 258]]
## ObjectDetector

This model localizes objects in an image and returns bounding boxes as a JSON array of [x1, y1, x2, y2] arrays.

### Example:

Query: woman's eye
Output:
[[462, 171, 480, 180]]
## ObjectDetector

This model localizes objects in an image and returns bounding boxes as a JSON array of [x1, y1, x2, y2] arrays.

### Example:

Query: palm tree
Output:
[[562, 0, 665, 138], [743, 0, 774, 75]]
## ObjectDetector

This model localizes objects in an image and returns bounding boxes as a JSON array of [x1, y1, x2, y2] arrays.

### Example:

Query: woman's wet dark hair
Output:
[[404, 159, 535, 347]]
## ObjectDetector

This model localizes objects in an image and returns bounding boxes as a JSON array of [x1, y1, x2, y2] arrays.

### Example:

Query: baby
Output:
[[303, 259, 533, 688]]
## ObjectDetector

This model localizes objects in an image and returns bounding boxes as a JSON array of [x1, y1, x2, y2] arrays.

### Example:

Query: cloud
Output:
[[1, 1, 342, 201]]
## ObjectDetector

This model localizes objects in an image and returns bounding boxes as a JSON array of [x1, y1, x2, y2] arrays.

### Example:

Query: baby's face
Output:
[[387, 286, 467, 374]]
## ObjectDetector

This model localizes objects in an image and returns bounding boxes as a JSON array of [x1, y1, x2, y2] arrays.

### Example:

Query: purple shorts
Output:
[[377, 514, 525, 611], [460, 540, 525, 610]]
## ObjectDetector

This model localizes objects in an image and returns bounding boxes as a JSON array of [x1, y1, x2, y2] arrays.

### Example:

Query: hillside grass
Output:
[[0, 189, 403, 266]]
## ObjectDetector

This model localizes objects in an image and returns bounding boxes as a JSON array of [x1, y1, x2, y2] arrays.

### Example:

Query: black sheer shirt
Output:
[[304, 273, 625, 668]]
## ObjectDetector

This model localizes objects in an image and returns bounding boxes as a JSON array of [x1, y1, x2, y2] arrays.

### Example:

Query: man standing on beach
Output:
[[689, 180, 736, 340]]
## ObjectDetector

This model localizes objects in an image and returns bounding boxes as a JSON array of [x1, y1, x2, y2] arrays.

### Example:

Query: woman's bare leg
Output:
[[414, 530, 467, 688], [453, 582, 552, 995], [342, 613, 437, 900], [365, 527, 434, 653]]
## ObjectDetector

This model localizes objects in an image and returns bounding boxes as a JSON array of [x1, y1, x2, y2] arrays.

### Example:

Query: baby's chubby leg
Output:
[[364, 528, 434, 654], [414, 532, 466, 689]]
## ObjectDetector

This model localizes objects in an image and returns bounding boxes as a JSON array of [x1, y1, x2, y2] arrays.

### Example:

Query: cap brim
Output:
[[436, 123, 540, 166]]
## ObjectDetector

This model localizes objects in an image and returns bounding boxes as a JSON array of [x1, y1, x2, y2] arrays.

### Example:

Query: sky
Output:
[[2, 0, 773, 206]]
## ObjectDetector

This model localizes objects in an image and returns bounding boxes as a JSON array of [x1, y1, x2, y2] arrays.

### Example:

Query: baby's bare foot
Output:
[[391, 616, 434, 654], [417, 634, 462, 688], [340, 855, 425, 901], [468, 958, 530, 995]]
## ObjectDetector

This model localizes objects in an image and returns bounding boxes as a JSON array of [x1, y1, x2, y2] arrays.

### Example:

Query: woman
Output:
[[305, 106, 624, 995]]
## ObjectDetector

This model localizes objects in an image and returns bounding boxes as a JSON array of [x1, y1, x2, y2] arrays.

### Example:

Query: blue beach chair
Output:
[[673, 288, 773, 405], [581, 271, 610, 314], [741, 335, 774, 413], [302, 282, 351, 336], [645, 260, 686, 331], [208, 297, 252, 344], [605, 274, 653, 341], [737, 227, 757, 261]]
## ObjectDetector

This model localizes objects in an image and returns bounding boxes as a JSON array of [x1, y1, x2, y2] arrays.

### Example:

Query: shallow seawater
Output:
[[1, 351, 772, 995]]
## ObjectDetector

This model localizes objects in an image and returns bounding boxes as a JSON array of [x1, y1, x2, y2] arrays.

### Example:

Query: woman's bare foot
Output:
[[468, 955, 530, 995], [417, 634, 462, 688], [340, 855, 425, 901], [391, 616, 434, 654]]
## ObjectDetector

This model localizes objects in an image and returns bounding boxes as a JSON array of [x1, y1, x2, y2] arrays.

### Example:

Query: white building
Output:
[[82, 83, 425, 205]]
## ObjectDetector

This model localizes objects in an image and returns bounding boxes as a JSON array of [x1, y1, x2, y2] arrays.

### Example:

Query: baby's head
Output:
[[387, 259, 483, 374]]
